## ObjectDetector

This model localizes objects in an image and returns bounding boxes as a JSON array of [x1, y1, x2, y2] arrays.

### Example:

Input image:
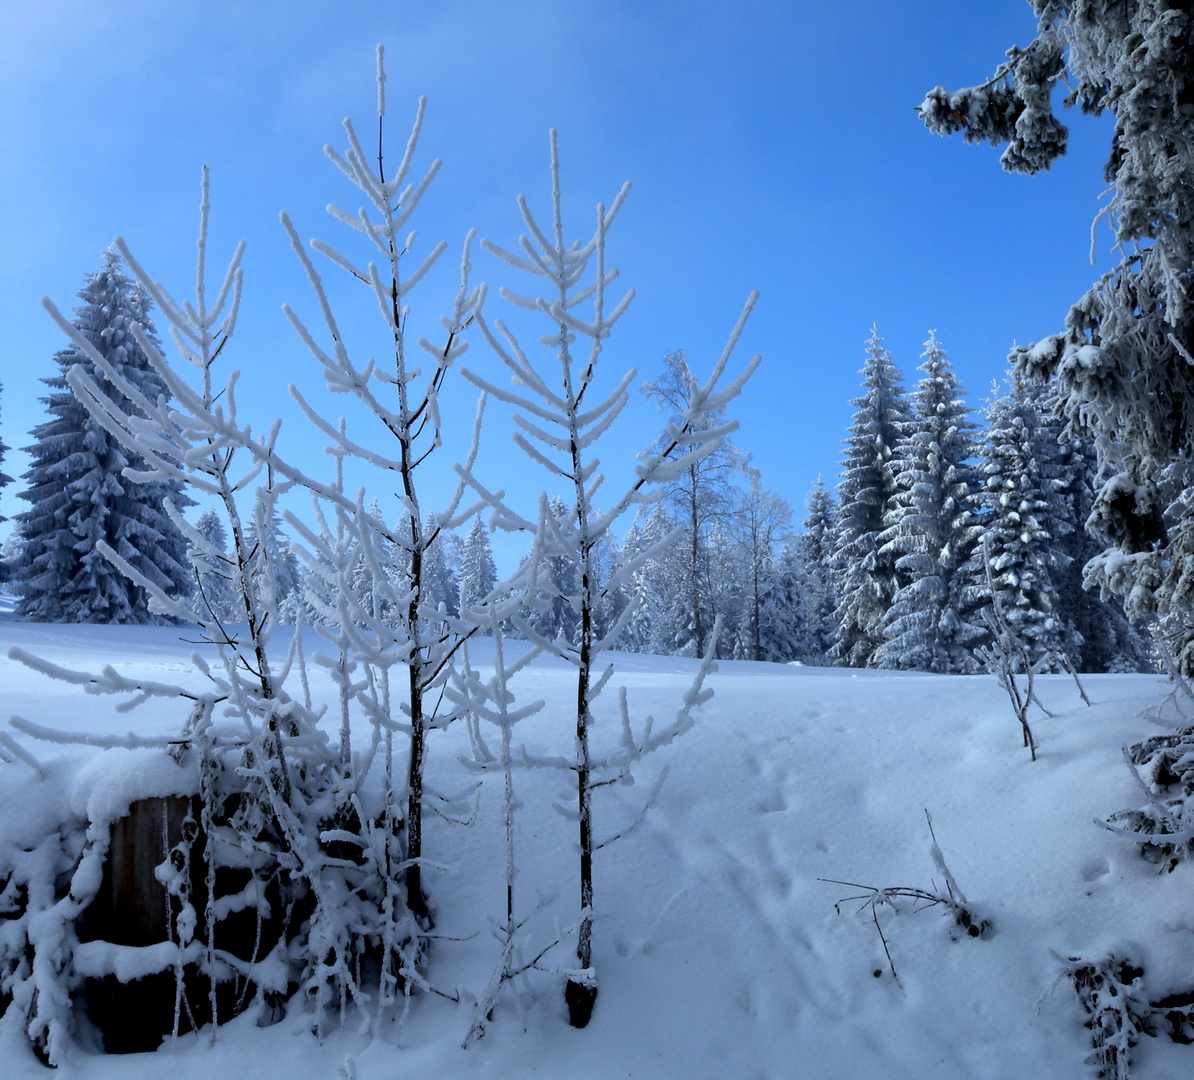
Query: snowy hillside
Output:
[[1, 622, 1191, 1079]]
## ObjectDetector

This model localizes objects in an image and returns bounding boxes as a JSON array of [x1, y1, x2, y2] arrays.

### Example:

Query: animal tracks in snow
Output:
[[741, 747, 793, 815], [1080, 856, 1111, 883]]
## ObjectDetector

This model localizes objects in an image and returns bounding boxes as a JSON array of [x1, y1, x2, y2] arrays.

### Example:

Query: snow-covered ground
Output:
[[1, 622, 1191, 1079]]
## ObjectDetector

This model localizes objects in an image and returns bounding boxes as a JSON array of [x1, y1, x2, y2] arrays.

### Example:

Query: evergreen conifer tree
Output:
[[1026, 382, 1151, 672], [830, 327, 912, 667], [0, 533, 19, 586], [733, 475, 793, 661], [615, 508, 679, 655], [191, 508, 236, 623], [970, 379, 1071, 668], [13, 250, 191, 622], [587, 529, 623, 644], [921, 1, 1194, 669], [422, 513, 461, 621], [248, 505, 302, 623], [519, 496, 581, 645], [341, 500, 396, 626], [458, 514, 497, 615], [613, 521, 654, 653], [0, 382, 11, 584], [877, 332, 983, 672], [763, 539, 808, 663], [794, 476, 838, 664]]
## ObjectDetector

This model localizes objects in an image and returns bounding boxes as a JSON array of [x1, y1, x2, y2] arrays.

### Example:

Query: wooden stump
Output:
[[79, 795, 289, 1052], [80, 796, 193, 1053]]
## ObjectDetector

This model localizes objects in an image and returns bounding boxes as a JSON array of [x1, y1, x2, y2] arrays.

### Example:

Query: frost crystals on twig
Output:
[[820, 810, 990, 988]]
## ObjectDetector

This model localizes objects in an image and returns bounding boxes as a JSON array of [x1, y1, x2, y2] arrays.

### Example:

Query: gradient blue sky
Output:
[[0, 1, 1116, 562]]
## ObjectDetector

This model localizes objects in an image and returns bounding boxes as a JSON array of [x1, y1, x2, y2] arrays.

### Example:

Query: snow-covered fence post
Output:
[[83, 795, 194, 1053], [456, 131, 758, 1026]]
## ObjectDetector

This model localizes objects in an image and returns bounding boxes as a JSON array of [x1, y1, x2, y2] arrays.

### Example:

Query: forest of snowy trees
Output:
[[606, 328, 1146, 673], [0, 267, 1150, 675]]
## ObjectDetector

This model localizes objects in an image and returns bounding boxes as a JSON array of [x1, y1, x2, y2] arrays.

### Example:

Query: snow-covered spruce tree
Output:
[[0, 534, 17, 585], [422, 513, 460, 621], [793, 476, 838, 664], [968, 378, 1073, 669], [830, 327, 912, 667], [343, 499, 394, 622], [614, 507, 679, 654], [588, 529, 624, 644], [518, 495, 581, 645], [13, 250, 192, 623], [708, 518, 747, 658], [520, 505, 623, 646], [920, 2, 1194, 672], [876, 332, 984, 673], [458, 514, 497, 616], [642, 349, 748, 657], [457, 132, 757, 1025], [765, 539, 810, 662], [248, 505, 303, 623], [611, 522, 652, 652], [190, 508, 236, 623], [1027, 380, 1152, 672]]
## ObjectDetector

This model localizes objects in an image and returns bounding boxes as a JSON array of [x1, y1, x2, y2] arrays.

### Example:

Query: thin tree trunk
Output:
[[565, 316, 598, 1028], [689, 466, 702, 656], [752, 555, 762, 661]]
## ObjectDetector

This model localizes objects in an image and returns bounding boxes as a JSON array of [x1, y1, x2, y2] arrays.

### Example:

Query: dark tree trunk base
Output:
[[565, 978, 597, 1028], [406, 866, 434, 930]]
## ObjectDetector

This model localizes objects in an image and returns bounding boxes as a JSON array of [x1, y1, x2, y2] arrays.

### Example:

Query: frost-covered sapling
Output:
[[457, 131, 757, 1026], [260, 45, 497, 939], [27, 171, 387, 1043], [12, 170, 334, 1048], [447, 605, 549, 1046]]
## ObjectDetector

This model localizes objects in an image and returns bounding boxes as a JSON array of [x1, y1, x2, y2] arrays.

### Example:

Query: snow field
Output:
[[1, 623, 1191, 1079]]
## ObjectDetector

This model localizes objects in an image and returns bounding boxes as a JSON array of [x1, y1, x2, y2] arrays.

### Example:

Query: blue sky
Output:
[[0, 1, 1116, 562]]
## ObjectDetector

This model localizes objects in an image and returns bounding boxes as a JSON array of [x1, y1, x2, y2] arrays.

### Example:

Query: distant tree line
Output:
[[0, 257, 1150, 674], [582, 331, 1149, 673], [271, 332, 1148, 674]]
